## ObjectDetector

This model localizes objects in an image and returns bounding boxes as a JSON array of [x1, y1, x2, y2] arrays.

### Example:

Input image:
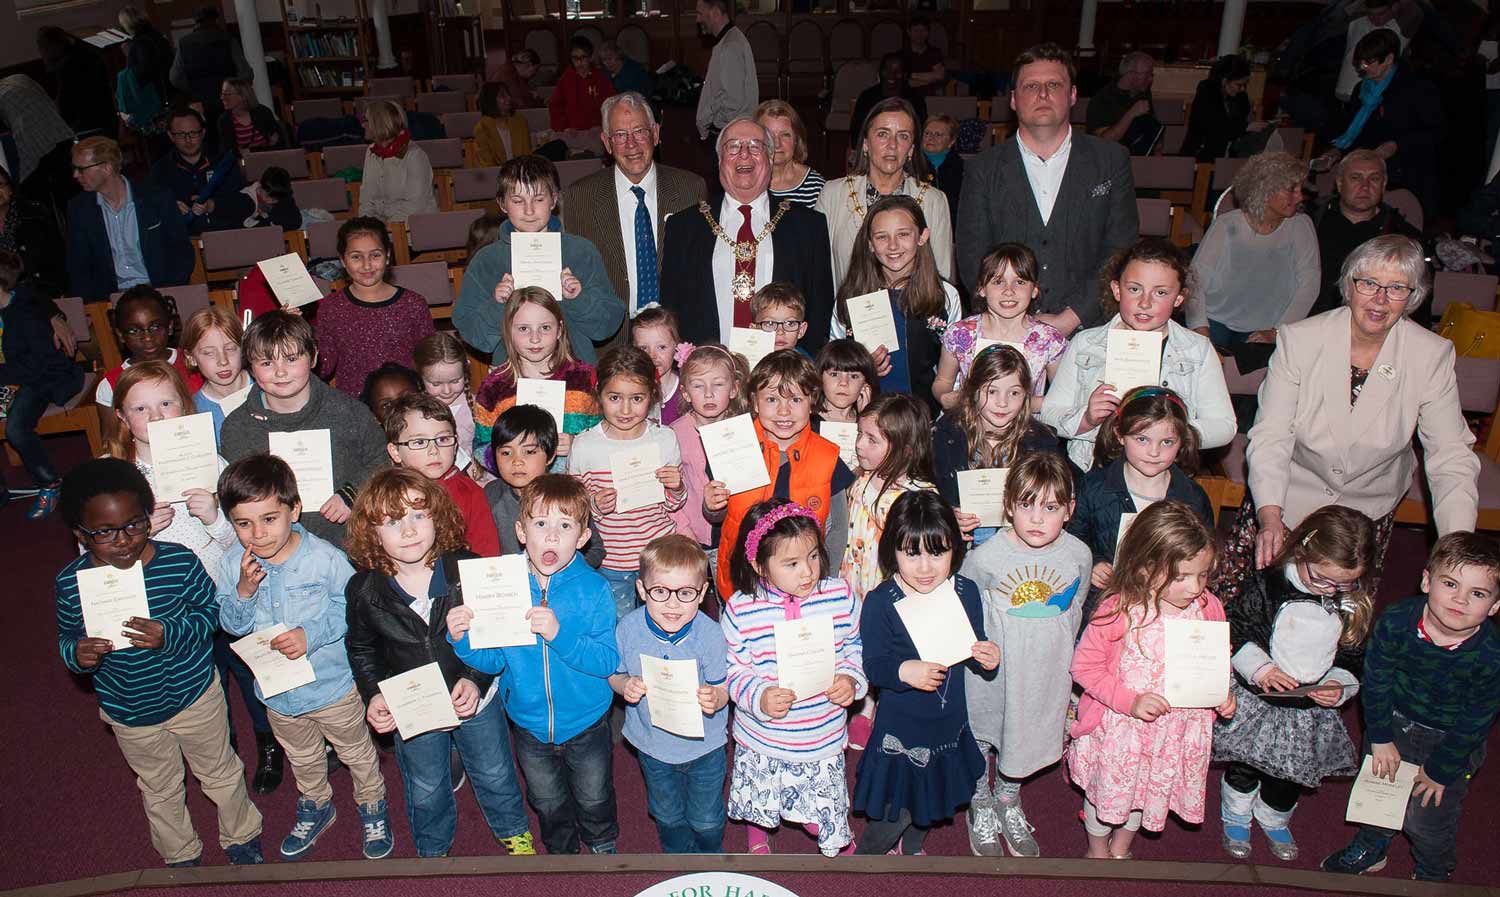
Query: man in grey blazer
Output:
[[957, 44, 1138, 336], [561, 91, 706, 348]]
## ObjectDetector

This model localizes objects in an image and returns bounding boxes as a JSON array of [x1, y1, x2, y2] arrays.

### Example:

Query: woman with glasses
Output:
[[1213, 235, 1479, 605], [215, 77, 282, 157]]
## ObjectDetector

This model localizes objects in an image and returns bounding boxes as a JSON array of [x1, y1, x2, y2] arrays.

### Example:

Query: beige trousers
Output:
[[266, 687, 385, 807]]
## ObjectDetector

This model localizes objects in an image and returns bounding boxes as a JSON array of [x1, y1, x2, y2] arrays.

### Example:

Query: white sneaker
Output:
[[997, 799, 1040, 857]]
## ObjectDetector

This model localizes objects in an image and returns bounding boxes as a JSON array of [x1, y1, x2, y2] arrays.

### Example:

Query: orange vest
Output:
[[716, 420, 843, 597]]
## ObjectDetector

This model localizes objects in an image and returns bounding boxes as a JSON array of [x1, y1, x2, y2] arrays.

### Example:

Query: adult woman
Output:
[[358, 99, 438, 224], [1181, 54, 1264, 162], [216, 77, 281, 156], [0, 166, 64, 292], [1185, 151, 1320, 346], [117, 7, 173, 101], [921, 112, 963, 227], [816, 96, 951, 287], [755, 99, 824, 208], [473, 81, 532, 167], [1216, 235, 1479, 602]]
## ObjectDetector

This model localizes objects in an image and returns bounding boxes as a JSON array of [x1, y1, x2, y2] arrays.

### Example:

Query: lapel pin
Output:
[[1377, 364, 1396, 381]]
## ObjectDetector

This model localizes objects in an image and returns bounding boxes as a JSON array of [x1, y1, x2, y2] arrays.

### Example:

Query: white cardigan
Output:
[[358, 145, 438, 224], [816, 174, 953, 290]]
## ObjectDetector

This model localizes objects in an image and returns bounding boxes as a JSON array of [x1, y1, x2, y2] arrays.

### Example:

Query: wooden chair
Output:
[[367, 76, 416, 100], [746, 21, 782, 101], [396, 208, 485, 265], [2, 296, 103, 464], [1132, 156, 1203, 240], [1431, 271, 1499, 319], [111, 284, 214, 325], [1154, 98, 1186, 126], [291, 178, 354, 219], [416, 137, 465, 172], [825, 61, 878, 133], [1136, 197, 1175, 239], [305, 220, 341, 260], [243, 148, 315, 181], [416, 91, 469, 117], [556, 158, 604, 190], [785, 19, 826, 97], [616, 24, 650, 68], [320, 143, 370, 178], [429, 74, 478, 96], [196, 227, 299, 285], [391, 261, 458, 319], [926, 96, 978, 123], [869, 21, 903, 58], [290, 98, 346, 125], [1385, 188, 1424, 233], [829, 19, 863, 68], [519, 108, 550, 135], [450, 167, 502, 210], [444, 110, 482, 143], [1070, 97, 1090, 125]]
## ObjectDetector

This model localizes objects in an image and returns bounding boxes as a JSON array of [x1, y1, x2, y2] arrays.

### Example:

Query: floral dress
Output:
[[840, 473, 935, 599], [942, 315, 1068, 396]]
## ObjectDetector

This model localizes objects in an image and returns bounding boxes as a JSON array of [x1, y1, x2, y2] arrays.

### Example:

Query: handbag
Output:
[[1437, 302, 1500, 358]]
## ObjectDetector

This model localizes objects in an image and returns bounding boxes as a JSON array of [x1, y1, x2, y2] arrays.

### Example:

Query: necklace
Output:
[[846, 174, 928, 219], [699, 199, 791, 302]]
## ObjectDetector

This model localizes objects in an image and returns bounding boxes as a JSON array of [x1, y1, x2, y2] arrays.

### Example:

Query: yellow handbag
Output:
[[1438, 302, 1500, 359]]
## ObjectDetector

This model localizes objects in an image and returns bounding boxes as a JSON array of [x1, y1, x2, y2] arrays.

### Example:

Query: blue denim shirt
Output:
[[217, 524, 357, 715], [96, 181, 150, 290]]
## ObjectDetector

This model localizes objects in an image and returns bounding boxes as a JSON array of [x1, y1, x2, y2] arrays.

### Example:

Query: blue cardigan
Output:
[[65, 179, 195, 302]]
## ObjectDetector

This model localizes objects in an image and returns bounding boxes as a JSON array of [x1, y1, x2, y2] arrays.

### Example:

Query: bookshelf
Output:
[[281, 0, 372, 97]]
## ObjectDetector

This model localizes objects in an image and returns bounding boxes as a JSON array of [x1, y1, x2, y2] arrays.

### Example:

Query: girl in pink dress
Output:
[[1067, 500, 1238, 859]]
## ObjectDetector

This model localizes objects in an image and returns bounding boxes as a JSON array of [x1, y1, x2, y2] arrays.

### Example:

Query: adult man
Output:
[[1334, 0, 1406, 102], [1309, 148, 1420, 318], [562, 92, 707, 342], [660, 117, 834, 352], [694, 0, 757, 147], [170, 7, 251, 138], [149, 107, 252, 234], [1087, 51, 1160, 154], [65, 137, 194, 303], [597, 41, 655, 100], [957, 44, 1137, 337], [850, 54, 928, 141], [905, 17, 947, 96]]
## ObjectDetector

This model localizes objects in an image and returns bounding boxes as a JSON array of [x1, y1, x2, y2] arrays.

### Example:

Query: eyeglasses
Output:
[[394, 434, 459, 451], [608, 126, 653, 145], [755, 319, 804, 333], [722, 139, 767, 158], [1351, 277, 1413, 303], [72, 161, 107, 173], [643, 584, 705, 604], [169, 129, 205, 139], [121, 322, 168, 339], [76, 515, 150, 544], [1305, 569, 1361, 594], [1018, 79, 1067, 97]]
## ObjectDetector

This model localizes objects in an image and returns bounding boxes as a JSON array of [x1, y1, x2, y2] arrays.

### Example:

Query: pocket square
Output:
[[1090, 180, 1112, 198]]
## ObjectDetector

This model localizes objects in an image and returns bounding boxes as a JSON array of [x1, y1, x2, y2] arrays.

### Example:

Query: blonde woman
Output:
[[755, 99, 824, 208], [216, 77, 282, 155], [358, 99, 438, 224]]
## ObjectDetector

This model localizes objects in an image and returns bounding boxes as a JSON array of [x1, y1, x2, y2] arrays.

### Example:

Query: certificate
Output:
[[820, 421, 858, 468], [147, 412, 220, 501], [609, 442, 665, 513], [894, 579, 978, 667], [457, 555, 535, 649], [640, 655, 705, 739], [511, 231, 562, 296], [515, 377, 566, 431], [1260, 682, 1350, 700], [217, 382, 252, 418], [257, 253, 325, 308], [230, 624, 317, 698], [730, 327, 776, 370], [75, 561, 151, 651], [698, 413, 771, 496], [267, 429, 335, 509], [773, 615, 835, 700], [1163, 618, 1230, 708], [1104, 329, 1164, 394], [1346, 757, 1419, 829], [957, 468, 1010, 528], [1114, 511, 1139, 560], [844, 290, 901, 354], [378, 662, 461, 739]]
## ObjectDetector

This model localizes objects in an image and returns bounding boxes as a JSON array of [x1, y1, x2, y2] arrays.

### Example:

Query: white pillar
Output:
[[370, 0, 397, 70], [1077, 0, 1099, 52], [234, 0, 275, 109], [1217, 0, 1249, 58]]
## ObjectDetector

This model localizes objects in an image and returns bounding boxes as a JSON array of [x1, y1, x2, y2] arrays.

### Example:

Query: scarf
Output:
[[370, 129, 411, 159], [924, 148, 950, 170], [1332, 67, 1395, 151]]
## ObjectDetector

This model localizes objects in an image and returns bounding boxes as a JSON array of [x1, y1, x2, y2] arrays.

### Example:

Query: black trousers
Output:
[[1224, 761, 1301, 813]]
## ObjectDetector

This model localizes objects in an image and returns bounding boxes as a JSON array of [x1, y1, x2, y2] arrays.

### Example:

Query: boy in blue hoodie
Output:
[[447, 473, 621, 855]]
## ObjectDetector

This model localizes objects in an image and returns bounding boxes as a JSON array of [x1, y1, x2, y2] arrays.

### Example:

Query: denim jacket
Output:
[[217, 524, 357, 716]]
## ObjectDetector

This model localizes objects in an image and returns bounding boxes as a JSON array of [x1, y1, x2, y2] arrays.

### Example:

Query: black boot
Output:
[[252, 731, 284, 795]]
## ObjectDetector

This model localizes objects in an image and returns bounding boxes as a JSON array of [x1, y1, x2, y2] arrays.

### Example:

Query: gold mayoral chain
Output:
[[699, 200, 791, 301], [846, 175, 928, 220]]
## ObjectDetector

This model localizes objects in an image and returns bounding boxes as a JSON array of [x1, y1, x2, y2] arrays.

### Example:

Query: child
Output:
[[0, 248, 83, 518], [568, 345, 686, 620], [1214, 506, 1375, 862], [933, 345, 1064, 545], [482, 404, 602, 567], [220, 310, 389, 547], [709, 350, 855, 599], [243, 166, 302, 231], [1040, 238, 1235, 471], [448, 475, 622, 855], [344, 468, 535, 857], [751, 283, 811, 355], [631, 305, 683, 426], [384, 391, 501, 557], [831, 196, 962, 416], [721, 499, 866, 856], [959, 452, 1092, 857], [814, 338, 878, 426], [314, 216, 436, 400], [473, 287, 600, 474], [183, 306, 250, 442], [414, 330, 477, 471], [854, 491, 1000, 855], [55, 458, 264, 866], [934, 242, 1067, 411], [361, 362, 422, 427], [465, 212, 505, 259], [1068, 500, 1237, 860], [669, 344, 750, 556], [216, 453, 392, 860], [96, 286, 203, 444], [610, 534, 730, 853], [841, 393, 938, 601], [1321, 532, 1500, 882]]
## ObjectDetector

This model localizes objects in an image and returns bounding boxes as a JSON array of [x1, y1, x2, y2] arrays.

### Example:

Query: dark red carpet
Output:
[[5, 431, 1499, 892]]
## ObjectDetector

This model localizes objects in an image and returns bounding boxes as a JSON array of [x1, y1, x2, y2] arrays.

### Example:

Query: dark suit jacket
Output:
[[956, 132, 1137, 327], [659, 191, 835, 353], [1181, 78, 1250, 162], [65, 179, 195, 303]]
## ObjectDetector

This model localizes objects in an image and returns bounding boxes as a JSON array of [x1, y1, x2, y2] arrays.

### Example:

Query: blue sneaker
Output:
[[280, 798, 337, 859], [359, 800, 394, 859], [1321, 837, 1388, 875], [590, 840, 618, 855], [225, 837, 265, 865]]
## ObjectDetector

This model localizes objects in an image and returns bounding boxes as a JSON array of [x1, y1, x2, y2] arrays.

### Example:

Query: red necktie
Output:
[[732, 203, 755, 327]]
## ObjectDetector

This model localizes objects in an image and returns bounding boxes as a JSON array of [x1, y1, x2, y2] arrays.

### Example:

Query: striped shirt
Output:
[[568, 423, 685, 571], [720, 577, 867, 762], [55, 541, 219, 727], [769, 167, 826, 210]]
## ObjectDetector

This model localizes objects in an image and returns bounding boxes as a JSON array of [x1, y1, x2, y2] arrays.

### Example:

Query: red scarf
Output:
[[370, 130, 411, 159]]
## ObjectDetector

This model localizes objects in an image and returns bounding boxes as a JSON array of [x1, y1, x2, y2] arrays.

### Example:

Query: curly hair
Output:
[[345, 468, 469, 575], [1232, 151, 1306, 224]]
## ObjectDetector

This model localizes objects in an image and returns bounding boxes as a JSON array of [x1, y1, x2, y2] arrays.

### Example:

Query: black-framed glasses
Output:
[[76, 516, 150, 544], [1351, 277, 1413, 303], [755, 319, 804, 333], [169, 129, 205, 139], [394, 434, 459, 451], [72, 161, 108, 173], [121, 322, 168, 339], [643, 584, 705, 604]]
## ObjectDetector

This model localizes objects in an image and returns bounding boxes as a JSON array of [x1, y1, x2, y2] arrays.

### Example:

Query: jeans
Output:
[[637, 746, 727, 853], [1208, 320, 1253, 347], [394, 693, 529, 856], [600, 567, 639, 622], [5, 376, 78, 486], [212, 631, 272, 735], [511, 711, 618, 854]]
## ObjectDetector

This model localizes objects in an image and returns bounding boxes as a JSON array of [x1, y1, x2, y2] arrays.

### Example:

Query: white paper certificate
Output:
[[217, 382, 252, 418], [610, 442, 666, 512], [845, 290, 901, 354], [515, 377, 566, 431], [257, 253, 325, 308], [773, 615, 836, 700], [730, 327, 776, 370], [894, 580, 978, 667], [1346, 757, 1419, 829], [267, 430, 335, 509], [1104, 329, 1164, 394], [76, 561, 151, 651], [511, 231, 563, 295], [698, 414, 771, 496], [820, 421, 858, 468], [1163, 618, 1230, 708], [1114, 511, 1139, 560], [457, 555, 535, 649], [640, 655, 704, 739], [378, 662, 461, 739], [230, 624, 317, 698], [957, 468, 1009, 528], [147, 412, 220, 501]]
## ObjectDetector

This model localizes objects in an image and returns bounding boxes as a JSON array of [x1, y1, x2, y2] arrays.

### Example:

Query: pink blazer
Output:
[[668, 414, 713, 545]]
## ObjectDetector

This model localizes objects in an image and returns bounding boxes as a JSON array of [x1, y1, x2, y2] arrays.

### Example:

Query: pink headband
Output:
[[746, 503, 820, 566], [673, 341, 696, 369]]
